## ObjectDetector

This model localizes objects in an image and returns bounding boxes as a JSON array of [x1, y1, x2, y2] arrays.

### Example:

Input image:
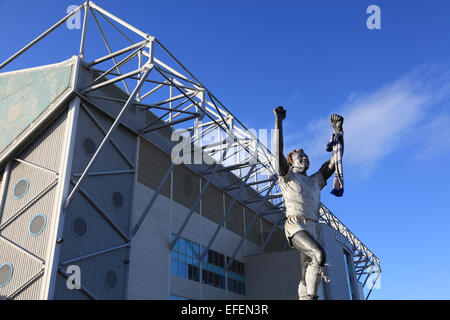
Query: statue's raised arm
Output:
[[320, 114, 344, 181], [273, 106, 289, 176]]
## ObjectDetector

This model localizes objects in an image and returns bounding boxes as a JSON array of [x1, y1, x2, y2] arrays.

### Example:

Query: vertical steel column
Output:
[[79, 2, 89, 59]]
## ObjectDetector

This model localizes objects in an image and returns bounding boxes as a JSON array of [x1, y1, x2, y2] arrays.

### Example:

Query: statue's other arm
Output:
[[320, 114, 344, 181], [273, 106, 289, 177]]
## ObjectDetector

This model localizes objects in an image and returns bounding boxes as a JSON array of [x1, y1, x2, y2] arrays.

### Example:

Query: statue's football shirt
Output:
[[278, 168, 327, 244]]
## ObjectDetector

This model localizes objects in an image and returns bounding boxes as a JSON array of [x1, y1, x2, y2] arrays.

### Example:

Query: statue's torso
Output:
[[278, 169, 326, 220]]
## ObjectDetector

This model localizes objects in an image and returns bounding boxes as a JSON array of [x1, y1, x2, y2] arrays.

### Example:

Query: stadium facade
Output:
[[0, 2, 381, 300]]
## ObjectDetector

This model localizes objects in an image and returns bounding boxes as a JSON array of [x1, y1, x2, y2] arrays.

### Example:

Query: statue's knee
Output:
[[313, 248, 326, 267]]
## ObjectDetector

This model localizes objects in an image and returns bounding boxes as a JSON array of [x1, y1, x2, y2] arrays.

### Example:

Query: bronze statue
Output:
[[273, 106, 344, 300]]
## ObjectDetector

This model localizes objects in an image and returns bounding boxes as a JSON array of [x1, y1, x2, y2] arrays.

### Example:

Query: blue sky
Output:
[[1, 0, 450, 300]]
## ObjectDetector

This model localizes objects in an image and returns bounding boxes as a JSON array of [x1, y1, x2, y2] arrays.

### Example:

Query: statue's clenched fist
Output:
[[274, 106, 286, 120], [330, 114, 344, 133]]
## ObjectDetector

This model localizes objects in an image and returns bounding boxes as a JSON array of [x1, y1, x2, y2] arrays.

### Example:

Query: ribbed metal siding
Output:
[[201, 180, 223, 224], [0, 112, 67, 300], [244, 207, 262, 246], [137, 138, 171, 198], [53, 105, 135, 300], [224, 194, 245, 236], [71, 107, 132, 174], [261, 218, 285, 253], [173, 165, 199, 210]]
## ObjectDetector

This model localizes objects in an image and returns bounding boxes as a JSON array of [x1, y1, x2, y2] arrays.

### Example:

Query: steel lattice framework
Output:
[[0, 1, 381, 299]]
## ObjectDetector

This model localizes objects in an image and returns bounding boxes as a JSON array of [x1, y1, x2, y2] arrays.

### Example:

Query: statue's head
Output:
[[287, 149, 309, 174]]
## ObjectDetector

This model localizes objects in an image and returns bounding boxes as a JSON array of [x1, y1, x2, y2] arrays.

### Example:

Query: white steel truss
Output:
[[0, 1, 381, 299]]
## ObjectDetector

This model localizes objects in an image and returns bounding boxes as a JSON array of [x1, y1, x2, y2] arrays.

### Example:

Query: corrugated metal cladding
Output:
[[137, 137, 284, 249], [138, 138, 171, 198], [173, 165, 200, 209], [0, 112, 68, 300], [53, 105, 136, 300]]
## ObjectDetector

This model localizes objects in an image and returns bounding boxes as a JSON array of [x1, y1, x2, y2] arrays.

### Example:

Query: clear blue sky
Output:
[[1, 0, 450, 300]]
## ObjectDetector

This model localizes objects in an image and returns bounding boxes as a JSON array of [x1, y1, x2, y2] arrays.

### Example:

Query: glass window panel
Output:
[[171, 259, 178, 276], [171, 250, 178, 260], [179, 238, 186, 254], [202, 269, 207, 284], [193, 243, 199, 256], [179, 262, 186, 278], [186, 241, 193, 257]]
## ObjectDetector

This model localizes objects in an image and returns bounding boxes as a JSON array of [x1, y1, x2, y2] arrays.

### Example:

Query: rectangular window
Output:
[[170, 234, 200, 283], [170, 234, 246, 295]]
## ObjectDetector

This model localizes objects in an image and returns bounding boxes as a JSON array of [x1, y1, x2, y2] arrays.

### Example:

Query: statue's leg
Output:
[[298, 253, 310, 300], [291, 230, 326, 299]]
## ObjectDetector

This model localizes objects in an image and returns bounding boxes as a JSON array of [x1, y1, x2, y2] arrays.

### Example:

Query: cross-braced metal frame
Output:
[[0, 1, 381, 299]]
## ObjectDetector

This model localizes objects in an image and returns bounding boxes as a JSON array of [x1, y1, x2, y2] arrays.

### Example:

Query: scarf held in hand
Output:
[[326, 132, 344, 197]]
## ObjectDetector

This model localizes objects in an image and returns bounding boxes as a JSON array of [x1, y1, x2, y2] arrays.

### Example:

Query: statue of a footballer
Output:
[[273, 106, 344, 300]]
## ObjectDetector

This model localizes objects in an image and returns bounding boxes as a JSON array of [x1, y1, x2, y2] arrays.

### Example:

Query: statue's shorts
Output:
[[284, 214, 319, 248]]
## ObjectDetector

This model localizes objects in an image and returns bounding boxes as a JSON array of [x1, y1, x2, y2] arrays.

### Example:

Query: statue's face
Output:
[[291, 150, 310, 174]]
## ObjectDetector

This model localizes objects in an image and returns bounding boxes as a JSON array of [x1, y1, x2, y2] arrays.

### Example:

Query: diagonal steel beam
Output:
[[199, 164, 256, 261], [80, 102, 134, 168], [226, 179, 277, 270], [0, 4, 84, 70], [169, 137, 233, 250], [65, 65, 153, 208], [131, 163, 175, 236], [61, 242, 130, 265]]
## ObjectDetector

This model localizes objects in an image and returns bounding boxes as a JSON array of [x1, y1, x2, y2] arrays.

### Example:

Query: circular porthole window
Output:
[[29, 214, 47, 237], [83, 138, 96, 156], [73, 217, 87, 238], [105, 270, 118, 290], [112, 191, 124, 209], [13, 178, 29, 199], [0, 263, 13, 288]]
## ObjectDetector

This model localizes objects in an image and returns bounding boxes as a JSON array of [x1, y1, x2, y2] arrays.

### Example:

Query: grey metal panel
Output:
[[261, 218, 285, 253], [0, 244, 43, 299], [80, 174, 133, 233], [244, 250, 301, 300], [1, 160, 58, 225], [84, 105, 137, 165], [128, 183, 171, 300], [224, 194, 244, 236], [71, 107, 131, 174], [56, 248, 128, 300], [201, 179, 223, 225], [18, 111, 68, 172], [58, 193, 127, 262], [173, 165, 199, 210], [0, 111, 69, 300], [319, 224, 351, 300], [138, 138, 171, 197], [53, 274, 90, 300], [1, 188, 57, 259], [12, 277, 43, 300], [244, 207, 261, 246]]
